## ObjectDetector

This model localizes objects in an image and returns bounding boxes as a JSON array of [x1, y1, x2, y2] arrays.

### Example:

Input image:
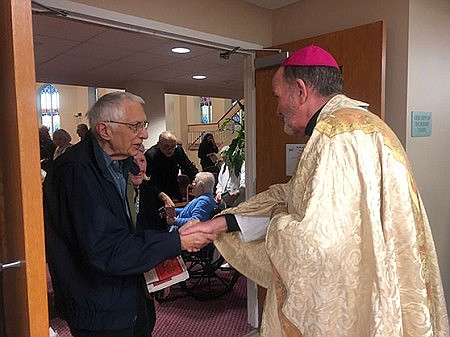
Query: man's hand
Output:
[[165, 206, 176, 225], [179, 217, 227, 237], [180, 231, 217, 252]]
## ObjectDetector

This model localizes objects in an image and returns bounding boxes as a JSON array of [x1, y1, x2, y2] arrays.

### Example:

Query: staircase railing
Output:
[[187, 99, 244, 150]]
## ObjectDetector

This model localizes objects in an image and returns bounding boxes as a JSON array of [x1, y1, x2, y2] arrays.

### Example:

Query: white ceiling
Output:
[[32, 1, 301, 99], [32, 14, 246, 99]]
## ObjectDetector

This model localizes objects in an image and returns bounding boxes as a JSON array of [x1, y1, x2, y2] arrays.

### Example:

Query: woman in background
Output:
[[52, 129, 72, 159], [197, 132, 218, 172]]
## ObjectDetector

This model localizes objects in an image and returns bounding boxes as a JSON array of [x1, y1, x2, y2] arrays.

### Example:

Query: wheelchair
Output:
[[155, 176, 241, 301], [179, 242, 240, 300], [157, 200, 240, 301]]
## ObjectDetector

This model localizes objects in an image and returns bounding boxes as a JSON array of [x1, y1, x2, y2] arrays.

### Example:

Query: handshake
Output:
[[178, 216, 228, 253]]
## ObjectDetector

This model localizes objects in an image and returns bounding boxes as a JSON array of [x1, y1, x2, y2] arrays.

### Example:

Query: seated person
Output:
[[167, 172, 216, 231], [128, 146, 174, 231], [144, 131, 198, 201], [215, 146, 245, 208]]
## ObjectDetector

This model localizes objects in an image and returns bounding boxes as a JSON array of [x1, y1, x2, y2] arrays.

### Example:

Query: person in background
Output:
[[39, 125, 56, 171], [215, 146, 245, 208], [197, 132, 219, 172], [167, 172, 216, 232], [180, 46, 449, 336], [52, 128, 72, 159], [44, 91, 214, 337], [128, 145, 174, 232], [126, 145, 174, 336], [76, 123, 89, 141], [144, 131, 198, 201]]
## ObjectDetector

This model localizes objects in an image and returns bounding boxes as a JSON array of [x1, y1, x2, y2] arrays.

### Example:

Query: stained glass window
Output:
[[40, 84, 60, 136], [200, 97, 212, 124]]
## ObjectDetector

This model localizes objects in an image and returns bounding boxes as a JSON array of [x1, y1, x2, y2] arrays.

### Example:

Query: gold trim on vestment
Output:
[[316, 108, 410, 171]]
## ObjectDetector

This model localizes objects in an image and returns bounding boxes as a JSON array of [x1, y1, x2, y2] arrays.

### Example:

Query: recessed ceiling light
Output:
[[192, 75, 206, 80], [171, 47, 191, 54]]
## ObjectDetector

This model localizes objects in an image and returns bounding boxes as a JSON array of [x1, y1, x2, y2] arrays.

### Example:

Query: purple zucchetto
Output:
[[281, 45, 339, 69]]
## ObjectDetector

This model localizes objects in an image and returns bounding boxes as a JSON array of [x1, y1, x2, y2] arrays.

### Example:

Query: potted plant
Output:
[[221, 101, 244, 178]]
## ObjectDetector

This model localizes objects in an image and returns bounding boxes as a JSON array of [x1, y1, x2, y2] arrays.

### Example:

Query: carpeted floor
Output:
[[50, 275, 253, 337], [153, 275, 252, 337]]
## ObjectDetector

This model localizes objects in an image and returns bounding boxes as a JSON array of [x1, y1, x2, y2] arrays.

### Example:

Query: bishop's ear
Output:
[[296, 78, 308, 103]]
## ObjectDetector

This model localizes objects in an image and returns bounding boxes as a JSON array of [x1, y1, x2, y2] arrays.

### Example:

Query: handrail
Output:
[[216, 99, 244, 126], [187, 99, 244, 150]]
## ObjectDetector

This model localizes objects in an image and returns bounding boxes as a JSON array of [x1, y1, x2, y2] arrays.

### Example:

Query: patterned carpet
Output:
[[50, 275, 254, 337]]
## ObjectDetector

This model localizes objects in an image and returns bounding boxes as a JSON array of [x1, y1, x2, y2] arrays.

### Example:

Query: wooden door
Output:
[[252, 21, 386, 324], [0, 0, 49, 336], [255, 21, 386, 192]]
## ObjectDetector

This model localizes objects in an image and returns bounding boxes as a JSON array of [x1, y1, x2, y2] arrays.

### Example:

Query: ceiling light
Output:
[[171, 47, 191, 54], [192, 75, 206, 80]]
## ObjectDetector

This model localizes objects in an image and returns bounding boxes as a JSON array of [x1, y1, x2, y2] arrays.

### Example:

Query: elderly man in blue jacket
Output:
[[43, 91, 214, 337]]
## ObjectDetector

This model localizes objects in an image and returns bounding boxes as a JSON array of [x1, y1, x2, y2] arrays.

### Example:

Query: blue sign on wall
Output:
[[411, 111, 432, 137]]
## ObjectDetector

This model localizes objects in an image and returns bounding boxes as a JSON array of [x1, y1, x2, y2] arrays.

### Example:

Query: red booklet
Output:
[[144, 256, 189, 292]]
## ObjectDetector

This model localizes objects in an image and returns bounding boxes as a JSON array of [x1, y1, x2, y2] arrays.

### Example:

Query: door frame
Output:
[[0, 0, 49, 336]]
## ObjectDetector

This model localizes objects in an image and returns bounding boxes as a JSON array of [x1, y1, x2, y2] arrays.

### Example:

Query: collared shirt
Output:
[[95, 141, 132, 218]]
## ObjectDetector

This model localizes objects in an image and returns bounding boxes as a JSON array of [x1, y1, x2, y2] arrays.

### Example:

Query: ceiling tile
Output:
[[32, 15, 106, 42], [32, 13, 246, 99]]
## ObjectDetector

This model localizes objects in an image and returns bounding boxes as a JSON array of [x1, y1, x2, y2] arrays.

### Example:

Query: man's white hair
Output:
[[86, 91, 145, 134]]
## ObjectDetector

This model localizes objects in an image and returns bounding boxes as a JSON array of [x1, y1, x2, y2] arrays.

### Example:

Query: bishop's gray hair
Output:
[[283, 65, 344, 98]]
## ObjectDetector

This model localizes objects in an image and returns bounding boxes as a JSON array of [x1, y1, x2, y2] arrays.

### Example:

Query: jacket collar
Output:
[[87, 131, 133, 182]]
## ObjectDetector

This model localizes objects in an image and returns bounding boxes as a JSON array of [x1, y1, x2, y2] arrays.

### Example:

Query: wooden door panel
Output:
[[255, 21, 386, 192], [0, 0, 49, 336]]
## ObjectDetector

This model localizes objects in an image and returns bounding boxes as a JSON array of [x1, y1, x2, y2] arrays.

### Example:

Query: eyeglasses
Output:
[[104, 120, 148, 132]]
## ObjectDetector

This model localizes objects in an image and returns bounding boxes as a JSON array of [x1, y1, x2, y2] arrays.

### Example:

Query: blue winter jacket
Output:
[[43, 131, 181, 331]]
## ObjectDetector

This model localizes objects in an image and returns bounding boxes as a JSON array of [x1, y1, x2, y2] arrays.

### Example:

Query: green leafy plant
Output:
[[221, 102, 244, 178]]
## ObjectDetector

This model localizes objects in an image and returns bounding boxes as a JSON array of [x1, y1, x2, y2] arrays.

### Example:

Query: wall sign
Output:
[[286, 144, 305, 176], [411, 111, 432, 137]]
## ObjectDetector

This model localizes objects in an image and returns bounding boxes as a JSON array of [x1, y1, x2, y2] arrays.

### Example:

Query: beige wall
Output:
[[407, 0, 450, 309], [124, 80, 166, 148], [71, 0, 272, 47]]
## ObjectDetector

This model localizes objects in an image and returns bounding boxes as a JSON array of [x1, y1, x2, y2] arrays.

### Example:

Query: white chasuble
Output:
[[215, 95, 449, 337]]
